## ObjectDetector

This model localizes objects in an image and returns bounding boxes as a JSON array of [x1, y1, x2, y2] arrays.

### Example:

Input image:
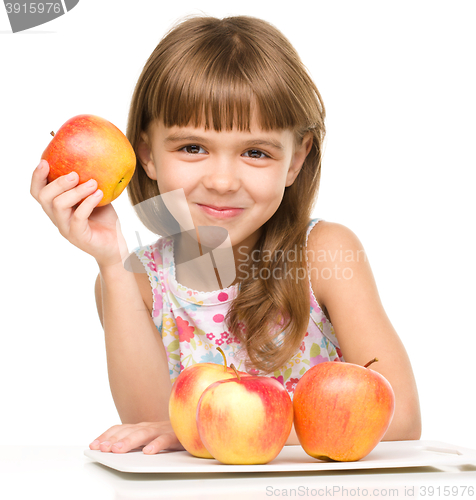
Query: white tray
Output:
[[84, 440, 476, 474]]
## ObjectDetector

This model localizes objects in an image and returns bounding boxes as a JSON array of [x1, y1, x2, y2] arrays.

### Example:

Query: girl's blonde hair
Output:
[[126, 15, 326, 374]]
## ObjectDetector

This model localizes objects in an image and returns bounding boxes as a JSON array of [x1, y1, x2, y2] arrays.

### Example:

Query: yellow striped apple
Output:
[[293, 358, 395, 462], [169, 348, 249, 459], [41, 114, 136, 206], [196, 365, 293, 465]]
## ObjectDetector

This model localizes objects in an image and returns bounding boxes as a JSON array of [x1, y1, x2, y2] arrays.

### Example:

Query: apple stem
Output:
[[216, 346, 227, 372], [364, 358, 378, 368], [50, 131, 55, 137], [230, 363, 241, 381]]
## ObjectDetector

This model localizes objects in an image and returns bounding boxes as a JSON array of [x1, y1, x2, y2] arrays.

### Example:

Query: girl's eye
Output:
[[182, 145, 206, 154], [243, 149, 268, 159]]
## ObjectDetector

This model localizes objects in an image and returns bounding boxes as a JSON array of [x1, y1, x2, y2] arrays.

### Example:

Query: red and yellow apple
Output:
[[293, 359, 395, 462], [41, 114, 136, 206], [196, 365, 293, 465], [169, 348, 249, 459]]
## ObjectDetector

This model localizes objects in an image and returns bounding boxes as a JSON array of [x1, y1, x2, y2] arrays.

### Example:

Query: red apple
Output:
[[293, 358, 395, 462], [169, 348, 249, 459], [41, 114, 136, 206], [196, 365, 293, 465]]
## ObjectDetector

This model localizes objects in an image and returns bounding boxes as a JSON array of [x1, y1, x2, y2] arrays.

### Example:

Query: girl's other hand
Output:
[[30, 159, 127, 269], [89, 421, 184, 455]]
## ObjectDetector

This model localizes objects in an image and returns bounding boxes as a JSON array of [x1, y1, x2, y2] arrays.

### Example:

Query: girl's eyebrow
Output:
[[164, 132, 285, 151], [164, 133, 205, 145], [245, 139, 285, 151]]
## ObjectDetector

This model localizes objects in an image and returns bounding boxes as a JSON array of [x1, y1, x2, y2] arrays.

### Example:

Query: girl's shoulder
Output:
[[306, 217, 322, 238], [306, 218, 368, 306], [306, 219, 364, 254], [306, 218, 358, 256]]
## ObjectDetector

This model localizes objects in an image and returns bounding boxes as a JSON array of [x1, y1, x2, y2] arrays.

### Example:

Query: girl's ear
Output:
[[285, 132, 314, 187], [137, 132, 157, 180]]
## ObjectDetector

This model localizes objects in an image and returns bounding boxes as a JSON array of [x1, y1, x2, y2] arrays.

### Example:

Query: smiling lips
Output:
[[197, 204, 244, 219]]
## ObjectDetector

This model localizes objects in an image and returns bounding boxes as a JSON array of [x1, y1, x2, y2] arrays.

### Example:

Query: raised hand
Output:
[[30, 159, 128, 268]]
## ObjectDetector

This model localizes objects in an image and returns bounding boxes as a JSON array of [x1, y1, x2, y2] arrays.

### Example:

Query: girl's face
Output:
[[138, 117, 312, 253]]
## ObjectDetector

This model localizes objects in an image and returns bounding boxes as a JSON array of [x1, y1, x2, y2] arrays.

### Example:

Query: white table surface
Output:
[[1, 443, 476, 500]]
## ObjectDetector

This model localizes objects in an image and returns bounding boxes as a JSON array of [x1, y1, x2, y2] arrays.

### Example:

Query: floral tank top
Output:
[[134, 218, 344, 400]]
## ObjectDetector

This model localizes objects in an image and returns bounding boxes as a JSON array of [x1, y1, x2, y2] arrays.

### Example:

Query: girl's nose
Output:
[[202, 158, 240, 193]]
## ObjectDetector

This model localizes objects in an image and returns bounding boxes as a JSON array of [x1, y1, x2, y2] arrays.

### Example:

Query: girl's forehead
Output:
[[148, 119, 295, 146]]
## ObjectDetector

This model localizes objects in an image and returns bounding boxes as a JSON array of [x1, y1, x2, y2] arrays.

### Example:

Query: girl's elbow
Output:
[[383, 404, 422, 441], [402, 420, 422, 441], [382, 421, 421, 441], [409, 416, 422, 440], [401, 399, 422, 440]]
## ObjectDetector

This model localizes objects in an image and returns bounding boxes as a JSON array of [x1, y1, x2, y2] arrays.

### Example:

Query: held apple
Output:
[[169, 348, 249, 459], [41, 114, 136, 206], [196, 364, 293, 465], [293, 358, 395, 462]]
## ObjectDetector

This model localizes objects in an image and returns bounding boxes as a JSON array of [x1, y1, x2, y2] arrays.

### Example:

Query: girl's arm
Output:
[[89, 217, 184, 455], [307, 221, 422, 441], [94, 260, 172, 424], [30, 160, 182, 454]]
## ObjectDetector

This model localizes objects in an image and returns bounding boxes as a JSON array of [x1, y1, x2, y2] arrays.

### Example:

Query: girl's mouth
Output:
[[197, 204, 244, 219]]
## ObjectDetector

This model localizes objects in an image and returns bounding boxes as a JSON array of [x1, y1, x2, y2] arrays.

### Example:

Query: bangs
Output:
[[142, 21, 312, 133]]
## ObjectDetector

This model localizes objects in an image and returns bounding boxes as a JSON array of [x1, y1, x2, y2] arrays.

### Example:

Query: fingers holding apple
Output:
[[32, 114, 135, 266], [33, 160, 131, 269], [32, 165, 122, 264], [46, 173, 100, 220], [32, 161, 100, 228], [30, 158, 51, 201]]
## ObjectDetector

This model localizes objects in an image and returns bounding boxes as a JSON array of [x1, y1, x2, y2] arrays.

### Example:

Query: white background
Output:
[[1, 0, 475, 450]]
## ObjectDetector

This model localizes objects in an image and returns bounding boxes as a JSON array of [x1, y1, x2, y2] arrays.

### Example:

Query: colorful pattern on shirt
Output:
[[134, 218, 344, 399]]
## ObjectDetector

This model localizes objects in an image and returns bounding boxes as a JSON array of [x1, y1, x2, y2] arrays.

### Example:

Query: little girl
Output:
[[30, 15, 421, 455]]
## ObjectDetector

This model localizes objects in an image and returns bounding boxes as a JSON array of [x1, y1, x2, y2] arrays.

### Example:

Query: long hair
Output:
[[126, 15, 326, 373]]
